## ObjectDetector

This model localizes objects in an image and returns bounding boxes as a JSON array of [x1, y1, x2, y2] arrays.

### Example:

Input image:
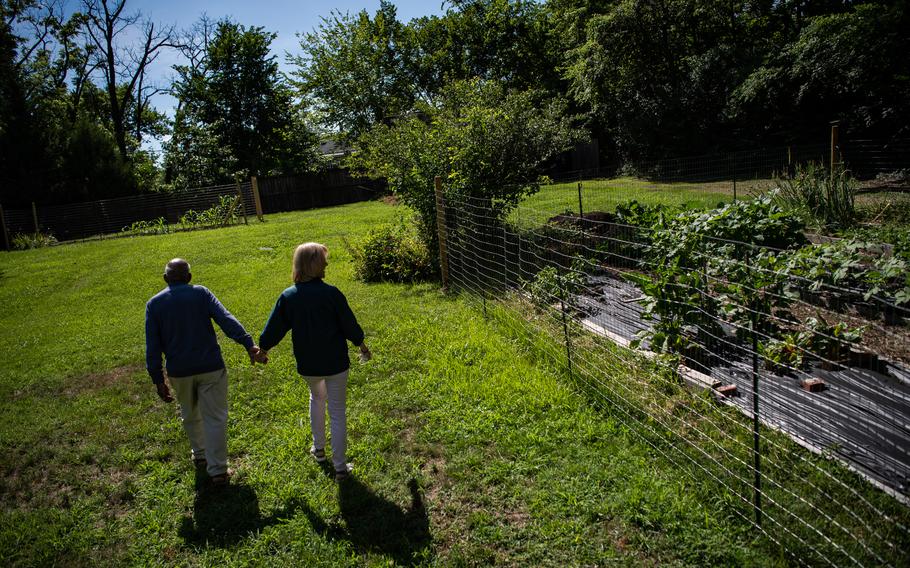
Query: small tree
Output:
[[353, 79, 579, 254]]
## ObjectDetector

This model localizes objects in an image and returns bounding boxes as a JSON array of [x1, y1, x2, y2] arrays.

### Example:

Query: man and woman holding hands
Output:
[[145, 242, 370, 485]]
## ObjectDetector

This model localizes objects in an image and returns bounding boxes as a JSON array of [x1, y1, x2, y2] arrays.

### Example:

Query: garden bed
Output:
[[572, 271, 910, 502]]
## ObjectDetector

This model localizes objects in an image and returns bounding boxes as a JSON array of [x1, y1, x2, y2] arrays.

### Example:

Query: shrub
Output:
[[12, 232, 57, 249], [351, 219, 434, 283]]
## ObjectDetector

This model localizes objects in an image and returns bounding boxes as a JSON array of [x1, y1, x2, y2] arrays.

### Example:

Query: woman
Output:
[[259, 242, 371, 481]]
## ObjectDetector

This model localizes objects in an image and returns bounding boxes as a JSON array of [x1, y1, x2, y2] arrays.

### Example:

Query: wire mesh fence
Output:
[[436, 145, 910, 566]]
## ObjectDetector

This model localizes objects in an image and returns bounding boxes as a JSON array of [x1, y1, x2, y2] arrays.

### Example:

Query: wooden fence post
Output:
[[31, 202, 39, 234], [434, 176, 450, 291], [250, 176, 264, 221], [236, 182, 248, 225], [0, 204, 9, 251]]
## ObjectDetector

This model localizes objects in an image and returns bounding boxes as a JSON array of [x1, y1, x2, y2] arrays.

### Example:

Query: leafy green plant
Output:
[[773, 162, 858, 229], [758, 334, 807, 374], [178, 209, 201, 229], [712, 248, 795, 341], [198, 195, 240, 227], [351, 218, 434, 282], [804, 316, 864, 367], [864, 256, 910, 306], [121, 217, 170, 236], [782, 238, 910, 308], [11, 232, 58, 249], [522, 258, 586, 310], [178, 196, 241, 230]]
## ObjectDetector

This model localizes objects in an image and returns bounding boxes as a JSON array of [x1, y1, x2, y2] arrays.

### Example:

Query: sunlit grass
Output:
[[511, 176, 770, 228], [1, 199, 905, 566]]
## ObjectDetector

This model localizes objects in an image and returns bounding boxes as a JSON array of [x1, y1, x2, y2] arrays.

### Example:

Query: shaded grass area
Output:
[[1, 200, 905, 565], [511, 177, 769, 228]]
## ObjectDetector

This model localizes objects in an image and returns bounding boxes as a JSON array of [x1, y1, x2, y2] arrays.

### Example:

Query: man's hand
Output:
[[156, 382, 174, 403], [359, 343, 372, 363], [249, 345, 269, 365]]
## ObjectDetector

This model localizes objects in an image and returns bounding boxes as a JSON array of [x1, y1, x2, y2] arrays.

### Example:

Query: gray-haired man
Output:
[[145, 259, 266, 485]]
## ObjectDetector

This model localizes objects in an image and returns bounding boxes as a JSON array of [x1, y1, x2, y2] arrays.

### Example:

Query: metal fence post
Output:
[[577, 181, 584, 220], [250, 176, 264, 221], [31, 202, 39, 234], [434, 176, 450, 291], [747, 249, 763, 527], [0, 204, 9, 251]]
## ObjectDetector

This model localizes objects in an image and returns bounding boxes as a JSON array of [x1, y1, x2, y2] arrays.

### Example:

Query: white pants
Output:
[[170, 368, 229, 476], [305, 369, 349, 471]]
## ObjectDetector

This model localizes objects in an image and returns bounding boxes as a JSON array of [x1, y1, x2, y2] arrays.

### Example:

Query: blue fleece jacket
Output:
[[259, 279, 365, 377], [145, 284, 254, 384]]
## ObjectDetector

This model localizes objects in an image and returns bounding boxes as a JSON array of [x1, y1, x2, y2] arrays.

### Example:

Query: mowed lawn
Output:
[[512, 177, 770, 227], [2, 200, 789, 566]]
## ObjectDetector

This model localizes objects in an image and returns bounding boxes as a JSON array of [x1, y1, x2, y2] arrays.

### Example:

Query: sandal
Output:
[[310, 447, 326, 463]]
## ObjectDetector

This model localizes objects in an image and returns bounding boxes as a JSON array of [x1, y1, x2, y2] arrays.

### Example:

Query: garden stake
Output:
[[748, 250, 763, 528], [559, 277, 573, 378]]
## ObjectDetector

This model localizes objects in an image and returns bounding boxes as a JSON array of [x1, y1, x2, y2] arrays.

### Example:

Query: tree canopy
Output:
[[2, 0, 907, 207], [165, 19, 321, 188]]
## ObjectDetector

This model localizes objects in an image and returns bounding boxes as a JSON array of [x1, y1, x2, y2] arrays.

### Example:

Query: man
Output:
[[145, 258, 267, 485]]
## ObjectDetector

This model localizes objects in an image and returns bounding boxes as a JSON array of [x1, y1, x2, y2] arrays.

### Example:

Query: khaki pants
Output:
[[170, 368, 229, 476]]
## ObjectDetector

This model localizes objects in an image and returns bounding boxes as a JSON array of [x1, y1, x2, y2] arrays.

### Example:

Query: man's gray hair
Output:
[[164, 258, 191, 282]]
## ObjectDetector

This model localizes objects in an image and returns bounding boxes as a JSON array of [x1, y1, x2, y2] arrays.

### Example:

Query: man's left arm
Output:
[[145, 304, 173, 402], [206, 289, 261, 362]]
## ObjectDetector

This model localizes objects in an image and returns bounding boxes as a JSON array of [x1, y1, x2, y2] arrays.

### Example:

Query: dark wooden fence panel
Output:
[[257, 168, 385, 214], [1, 183, 255, 242]]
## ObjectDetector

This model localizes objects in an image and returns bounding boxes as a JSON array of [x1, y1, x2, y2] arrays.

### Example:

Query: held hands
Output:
[[249, 345, 269, 365]]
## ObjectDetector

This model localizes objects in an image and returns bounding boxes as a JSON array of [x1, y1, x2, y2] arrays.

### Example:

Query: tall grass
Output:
[[773, 162, 857, 229]]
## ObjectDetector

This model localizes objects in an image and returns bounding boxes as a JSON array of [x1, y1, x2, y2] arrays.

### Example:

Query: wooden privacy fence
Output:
[[0, 168, 386, 248], [256, 168, 385, 214]]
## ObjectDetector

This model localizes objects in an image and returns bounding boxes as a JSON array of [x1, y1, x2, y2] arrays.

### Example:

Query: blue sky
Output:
[[127, 0, 447, 149]]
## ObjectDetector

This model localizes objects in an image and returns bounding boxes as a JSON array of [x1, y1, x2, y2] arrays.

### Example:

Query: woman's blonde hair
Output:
[[292, 242, 328, 282]]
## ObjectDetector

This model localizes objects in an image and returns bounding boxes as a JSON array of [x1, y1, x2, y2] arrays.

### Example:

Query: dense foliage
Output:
[[350, 216, 434, 282], [2, 0, 908, 206], [352, 79, 578, 251]]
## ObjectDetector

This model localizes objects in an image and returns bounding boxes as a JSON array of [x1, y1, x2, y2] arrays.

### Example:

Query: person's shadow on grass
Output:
[[301, 476, 433, 566], [178, 469, 300, 548]]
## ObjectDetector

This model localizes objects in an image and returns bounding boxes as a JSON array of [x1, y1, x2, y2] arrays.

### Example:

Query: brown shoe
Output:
[[210, 471, 231, 487], [335, 464, 353, 482]]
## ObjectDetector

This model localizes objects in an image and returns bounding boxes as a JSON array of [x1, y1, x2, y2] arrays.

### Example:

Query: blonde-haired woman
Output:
[[259, 242, 371, 481]]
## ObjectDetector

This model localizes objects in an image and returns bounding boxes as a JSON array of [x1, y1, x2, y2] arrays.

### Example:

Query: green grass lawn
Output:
[[0, 200, 901, 566], [511, 177, 770, 228]]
